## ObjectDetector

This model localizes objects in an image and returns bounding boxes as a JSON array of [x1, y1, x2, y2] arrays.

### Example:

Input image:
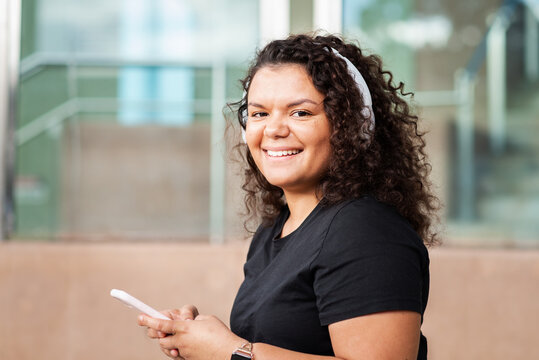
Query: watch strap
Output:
[[231, 342, 254, 360]]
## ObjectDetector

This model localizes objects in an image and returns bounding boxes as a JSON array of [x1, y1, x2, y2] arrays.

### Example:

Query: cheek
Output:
[[313, 136, 332, 168], [244, 124, 261, 154], [319, 144, 332, 169]]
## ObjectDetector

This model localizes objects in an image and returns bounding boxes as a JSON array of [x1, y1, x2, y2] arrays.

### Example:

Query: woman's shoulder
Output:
[[322, 196, 425, 248], [325, 195, 406, 224], [313, 197, 430, 328]]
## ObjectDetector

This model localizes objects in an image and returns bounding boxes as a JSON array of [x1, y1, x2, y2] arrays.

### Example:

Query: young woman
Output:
[[138, 34, 439, 360]]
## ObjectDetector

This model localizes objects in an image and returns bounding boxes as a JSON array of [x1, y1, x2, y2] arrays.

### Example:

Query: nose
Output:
[[263, 113, 290, 138]]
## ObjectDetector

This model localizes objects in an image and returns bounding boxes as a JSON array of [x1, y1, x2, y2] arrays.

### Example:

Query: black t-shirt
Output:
[[230, 196, 429, 359]]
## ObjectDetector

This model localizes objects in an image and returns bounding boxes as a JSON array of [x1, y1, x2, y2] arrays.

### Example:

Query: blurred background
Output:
[[1, 0, 538, 359]]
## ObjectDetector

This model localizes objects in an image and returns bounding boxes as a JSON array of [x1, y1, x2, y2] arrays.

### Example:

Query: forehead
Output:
[[248, 64, 323, 102]]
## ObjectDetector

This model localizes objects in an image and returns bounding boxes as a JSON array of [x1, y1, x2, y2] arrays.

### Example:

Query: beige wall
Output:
[[1, 242, 538, 360], [423, 248, 539, 359]]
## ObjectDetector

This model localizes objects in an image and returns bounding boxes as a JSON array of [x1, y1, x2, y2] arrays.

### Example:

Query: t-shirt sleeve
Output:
[[312, 200, 428, 326]]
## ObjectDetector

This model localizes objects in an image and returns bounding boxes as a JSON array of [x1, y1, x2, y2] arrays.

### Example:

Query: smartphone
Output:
[[110, 289, 171, 320]]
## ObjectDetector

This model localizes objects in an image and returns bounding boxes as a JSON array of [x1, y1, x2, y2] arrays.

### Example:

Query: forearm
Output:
[[250, 343, 344, 360]]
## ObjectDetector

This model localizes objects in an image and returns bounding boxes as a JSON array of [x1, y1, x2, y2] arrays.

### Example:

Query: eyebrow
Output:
[[248, 98, 320, 109]]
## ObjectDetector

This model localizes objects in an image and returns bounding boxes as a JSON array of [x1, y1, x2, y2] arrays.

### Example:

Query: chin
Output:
[[265, 179, 289, 189], [262, 176, 290, 188]]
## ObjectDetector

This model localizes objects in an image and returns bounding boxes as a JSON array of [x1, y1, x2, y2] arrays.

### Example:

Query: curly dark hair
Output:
[[232, 33, 440, 246]]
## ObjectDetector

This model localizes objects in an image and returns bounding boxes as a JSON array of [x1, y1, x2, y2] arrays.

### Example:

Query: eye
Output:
[[250, 111, 268, 119], [292, 110, 312, 118]]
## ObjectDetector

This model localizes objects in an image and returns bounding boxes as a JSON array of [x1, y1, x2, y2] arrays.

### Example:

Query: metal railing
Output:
[[16, 55, 231, 244]]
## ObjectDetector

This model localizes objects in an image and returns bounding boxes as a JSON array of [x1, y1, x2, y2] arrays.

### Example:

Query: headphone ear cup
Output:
[[240, 89, 248, 143], [241, 108, 248, 143], [241, 109, 248, 127]]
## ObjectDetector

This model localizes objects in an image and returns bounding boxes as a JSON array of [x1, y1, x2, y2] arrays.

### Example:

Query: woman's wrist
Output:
[[228, 339, 254, 360]]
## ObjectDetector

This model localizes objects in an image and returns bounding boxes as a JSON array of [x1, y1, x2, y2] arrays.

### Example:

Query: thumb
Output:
[[175, 304, 199, 321]]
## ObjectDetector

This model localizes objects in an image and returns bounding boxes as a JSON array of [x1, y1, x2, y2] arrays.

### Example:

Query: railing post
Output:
[[259, 0, 290, 46], [487, 15, 508, 154], [0, 0, 21, 240], [455, 70, 476, 222], [209, 61, 226, 244], [525, 3, 539, 82], [313, 0, 343, 33]]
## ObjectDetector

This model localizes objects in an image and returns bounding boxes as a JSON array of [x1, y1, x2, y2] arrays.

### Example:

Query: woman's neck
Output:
[[281, 190, 321, 238]]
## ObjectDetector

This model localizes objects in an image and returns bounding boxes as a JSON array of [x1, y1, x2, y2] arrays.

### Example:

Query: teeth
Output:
[[267, 149, 300, 157]]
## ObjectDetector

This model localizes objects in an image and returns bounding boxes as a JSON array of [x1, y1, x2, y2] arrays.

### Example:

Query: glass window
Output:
[[15, 0, 258, 241], [344, 0, 539, 247]]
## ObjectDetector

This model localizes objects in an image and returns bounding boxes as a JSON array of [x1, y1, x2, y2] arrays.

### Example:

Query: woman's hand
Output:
[[138, 310, 245, 360], [141, 305, 199, 358], [145, 305, 199, 339]]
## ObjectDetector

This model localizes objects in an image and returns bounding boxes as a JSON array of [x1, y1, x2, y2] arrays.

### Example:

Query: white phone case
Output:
[[110, 289, 171, 320]]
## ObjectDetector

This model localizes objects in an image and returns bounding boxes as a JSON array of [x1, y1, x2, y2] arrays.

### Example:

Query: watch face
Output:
[[231, 354, 251, 360]]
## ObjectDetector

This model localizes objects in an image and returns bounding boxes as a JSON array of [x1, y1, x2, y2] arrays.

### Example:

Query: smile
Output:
[[266, 149, 302, 157]]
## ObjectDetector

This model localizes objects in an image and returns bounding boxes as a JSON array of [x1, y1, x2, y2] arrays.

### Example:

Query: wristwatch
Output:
[[231, 342, 254, 359]]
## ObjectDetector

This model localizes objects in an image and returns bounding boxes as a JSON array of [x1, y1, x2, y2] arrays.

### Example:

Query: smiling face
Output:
[[245, 64, 332, 197]]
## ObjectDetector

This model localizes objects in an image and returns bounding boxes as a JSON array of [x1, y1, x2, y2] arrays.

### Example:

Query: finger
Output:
[[159, 335, 179, 350], [162, 347, 180, 359], [147, 328, 159, 339], [186, 304, 199, 318], [172, 305, 199, 321], [138, 315, 175, 334], [162, 309, 180, 319], [147, 328, 167, 339]]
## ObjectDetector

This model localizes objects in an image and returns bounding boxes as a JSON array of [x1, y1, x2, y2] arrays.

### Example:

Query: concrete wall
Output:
[[60, 123, 213, 239], [1, 243, 538, 360]]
